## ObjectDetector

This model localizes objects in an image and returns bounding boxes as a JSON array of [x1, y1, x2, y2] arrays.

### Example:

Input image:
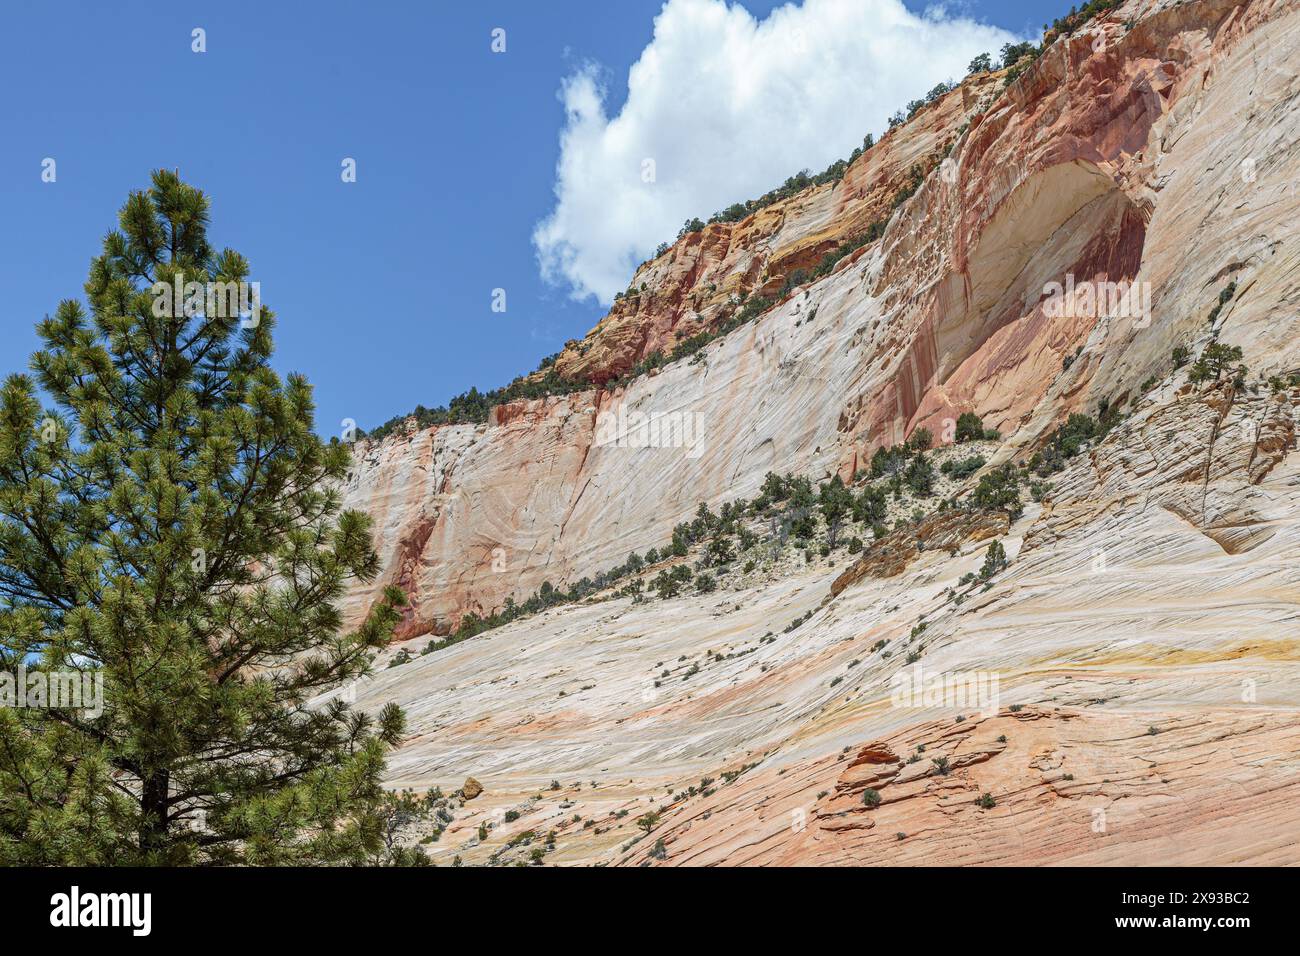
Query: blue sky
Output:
[[0, 0, 1072, 437]]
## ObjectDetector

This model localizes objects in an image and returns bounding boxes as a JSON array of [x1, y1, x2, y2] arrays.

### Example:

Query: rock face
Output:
[[337, 0, 1300, 865], [618, 708, 1300, 866], [830, 509, 1009, 596], [343, 0, 1300, 640], [549, 70, 1007, 388], [1023, 381, 1297, 555], [351, 377, 1300, 867]]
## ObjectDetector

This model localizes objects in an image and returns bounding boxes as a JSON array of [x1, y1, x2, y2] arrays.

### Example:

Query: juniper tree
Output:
[[980, 540, 1008, 579], [954, 412, 985, 444], [851, 484, 887, 526], [817, 476, 852, 549], [0, 171, 407, 865], [903, 454, 936, 498]]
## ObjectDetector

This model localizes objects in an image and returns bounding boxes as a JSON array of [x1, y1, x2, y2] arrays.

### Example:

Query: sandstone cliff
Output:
[[336, 0, 1300, 866], [344, 0, 1300, 641]]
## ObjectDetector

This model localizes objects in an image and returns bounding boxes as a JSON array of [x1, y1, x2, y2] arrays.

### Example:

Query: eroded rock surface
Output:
[[337, 0, 1300, 866], [343, 382, 1300, 865], [343, 0, 1300, 639]]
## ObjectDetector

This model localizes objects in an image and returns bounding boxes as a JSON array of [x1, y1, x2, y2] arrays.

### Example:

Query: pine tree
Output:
[[1187, 342, 1245, 385], [0, 171, 407, 865]]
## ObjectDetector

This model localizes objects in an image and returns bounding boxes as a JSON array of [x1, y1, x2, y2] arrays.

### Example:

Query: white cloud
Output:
[[533, 0, 1018, 304]]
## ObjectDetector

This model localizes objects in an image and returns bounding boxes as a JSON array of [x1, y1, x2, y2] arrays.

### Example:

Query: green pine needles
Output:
[[0, 171, 409, 865]]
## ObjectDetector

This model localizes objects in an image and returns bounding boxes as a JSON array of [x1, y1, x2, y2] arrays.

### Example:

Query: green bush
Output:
[[971, 465, 1022, 517], [941, 454, 985, 480], [955, 412, 986, 443]]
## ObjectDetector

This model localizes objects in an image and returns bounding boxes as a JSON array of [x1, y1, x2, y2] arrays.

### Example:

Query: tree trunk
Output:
[[140, 770, 170, 854]]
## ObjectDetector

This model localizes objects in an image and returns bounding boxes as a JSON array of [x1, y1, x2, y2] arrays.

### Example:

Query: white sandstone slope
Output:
[[340, 380, 1300, 866]]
